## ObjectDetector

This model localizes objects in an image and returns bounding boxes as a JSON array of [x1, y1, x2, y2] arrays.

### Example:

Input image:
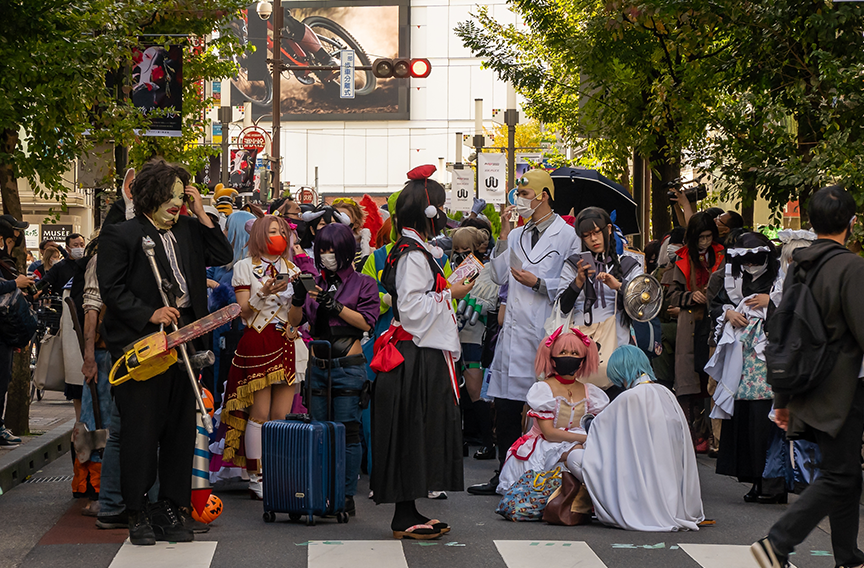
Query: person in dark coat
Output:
[[97, 160, 232, 546], [752, 185, 864, 568]]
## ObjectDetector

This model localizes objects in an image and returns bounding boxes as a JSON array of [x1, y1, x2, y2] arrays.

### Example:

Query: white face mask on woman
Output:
[[742, 262, 767, 279], [320, 253, 339, 272]]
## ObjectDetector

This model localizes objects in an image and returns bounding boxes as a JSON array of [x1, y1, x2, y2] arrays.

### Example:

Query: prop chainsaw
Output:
[[108, 303, 240, 388]]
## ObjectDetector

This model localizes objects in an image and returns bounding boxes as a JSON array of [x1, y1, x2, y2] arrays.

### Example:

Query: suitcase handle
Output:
[[289, 340, 333, 422]]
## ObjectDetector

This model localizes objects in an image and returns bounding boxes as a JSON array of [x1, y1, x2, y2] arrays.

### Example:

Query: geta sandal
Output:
[[392, 524, 442, 540], [426, 519, 450, 534]]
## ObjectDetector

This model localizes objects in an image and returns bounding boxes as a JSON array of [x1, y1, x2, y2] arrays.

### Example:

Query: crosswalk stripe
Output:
[[107, 540, 217, 568], [308, 540, 408, 568], [494, 540, 607, 568], [679, 543, 797, 568]]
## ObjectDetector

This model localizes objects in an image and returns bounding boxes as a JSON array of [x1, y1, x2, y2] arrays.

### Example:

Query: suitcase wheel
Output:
[[263, 511, 276, 523], [337, 512, 350, 524], [289, 513, 302, 522], [306, 515, 316, 526]]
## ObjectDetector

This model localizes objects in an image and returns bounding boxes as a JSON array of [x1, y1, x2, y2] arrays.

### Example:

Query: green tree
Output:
[[696, 0, 864, 225], [0, 0, 246, 435], [456, 0, 729, 238]]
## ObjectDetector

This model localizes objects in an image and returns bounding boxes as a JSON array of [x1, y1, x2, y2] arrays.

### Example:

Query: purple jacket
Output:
[[301, 264, 379, 335]]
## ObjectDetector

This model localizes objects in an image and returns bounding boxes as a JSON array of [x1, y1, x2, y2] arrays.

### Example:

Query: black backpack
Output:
[[765, 249, 846, 396]]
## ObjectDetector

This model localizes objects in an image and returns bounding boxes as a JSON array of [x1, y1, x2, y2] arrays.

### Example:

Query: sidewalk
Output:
[[0, 391, 75, 494]]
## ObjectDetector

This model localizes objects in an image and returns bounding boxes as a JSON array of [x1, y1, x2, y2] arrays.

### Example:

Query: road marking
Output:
[[308, 540, 408, 568], [494, 540, 607, 568], [679, 543, 798, 568], [108, 540, 217, 568]]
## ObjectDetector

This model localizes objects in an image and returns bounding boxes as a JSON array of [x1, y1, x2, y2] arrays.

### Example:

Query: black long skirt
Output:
[[716, 399, 785, 493], [370, 341, 464, 503]]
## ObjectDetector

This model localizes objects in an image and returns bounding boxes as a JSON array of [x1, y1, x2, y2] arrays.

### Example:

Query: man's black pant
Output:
[[113, 363, 195, 512], [768, 382, 864, 566], [495, 397, 526, 469]]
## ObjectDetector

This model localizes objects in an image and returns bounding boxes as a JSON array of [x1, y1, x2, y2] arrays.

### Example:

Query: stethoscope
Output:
[[517, 210, 560, 265]]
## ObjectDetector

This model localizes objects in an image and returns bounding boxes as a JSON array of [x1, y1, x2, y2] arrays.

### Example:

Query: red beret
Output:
[[407, 164, 437, 180]]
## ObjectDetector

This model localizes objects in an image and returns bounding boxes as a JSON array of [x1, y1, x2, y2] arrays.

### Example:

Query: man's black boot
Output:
[[467, 471, 499, 496], [179, 507, 211, 534], [148, 500, 194, 542], [128, 510, 156, 546]]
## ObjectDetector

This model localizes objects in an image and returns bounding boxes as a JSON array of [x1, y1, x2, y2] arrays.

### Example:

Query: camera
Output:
[[668, 185, 707, 203]]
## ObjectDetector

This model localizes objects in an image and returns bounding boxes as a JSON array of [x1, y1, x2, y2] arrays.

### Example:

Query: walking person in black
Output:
[[97, 160, 232, 545], [752, 185, 864, 568]]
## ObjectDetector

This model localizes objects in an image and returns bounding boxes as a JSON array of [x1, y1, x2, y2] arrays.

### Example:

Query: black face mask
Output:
[[551, 356, 584, 376], [289, 218, 307, 237], [432, 209, 448, 234]]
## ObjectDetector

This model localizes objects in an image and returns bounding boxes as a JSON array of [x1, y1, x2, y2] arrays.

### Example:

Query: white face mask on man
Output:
[[69, 247, 85, 259], [320, 253, 339, 272], [514, 195, 540, 220]]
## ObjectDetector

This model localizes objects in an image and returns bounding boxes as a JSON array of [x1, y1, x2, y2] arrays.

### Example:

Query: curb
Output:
[[0, 419, 75, 495]]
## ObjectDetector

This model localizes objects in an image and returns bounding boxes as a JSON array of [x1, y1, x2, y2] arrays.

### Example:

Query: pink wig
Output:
[[534, 327, 600, 379]]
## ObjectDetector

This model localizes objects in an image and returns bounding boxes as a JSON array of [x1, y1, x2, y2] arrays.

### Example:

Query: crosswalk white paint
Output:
[[680, 543, 797, 568], [107, 540, 217, 568], [307, 540, 408, 568], [494, 540, 607, 568], [100, 538, 799, 568]]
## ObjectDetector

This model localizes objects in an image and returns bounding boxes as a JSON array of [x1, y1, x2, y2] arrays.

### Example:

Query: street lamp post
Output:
[[257, 0, 281, 199]]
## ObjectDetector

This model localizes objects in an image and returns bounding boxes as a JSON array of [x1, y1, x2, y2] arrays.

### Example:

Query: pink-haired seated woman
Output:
[[496, 326, 608, 494]]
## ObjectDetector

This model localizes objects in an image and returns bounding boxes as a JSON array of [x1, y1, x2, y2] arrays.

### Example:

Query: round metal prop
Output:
[[622, 273, 663, 322]]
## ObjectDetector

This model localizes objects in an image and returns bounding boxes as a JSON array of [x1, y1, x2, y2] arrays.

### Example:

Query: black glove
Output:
[[292, 279, 307, 306], [316, 290, 343, 314]]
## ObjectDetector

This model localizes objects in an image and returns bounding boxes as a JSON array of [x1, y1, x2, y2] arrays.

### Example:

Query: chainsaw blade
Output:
[[165, 303, 241, 350]]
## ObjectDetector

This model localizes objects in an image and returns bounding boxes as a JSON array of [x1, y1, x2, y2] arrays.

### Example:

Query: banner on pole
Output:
[[448, 167, 474, 212], [478, 153, 506, 204]]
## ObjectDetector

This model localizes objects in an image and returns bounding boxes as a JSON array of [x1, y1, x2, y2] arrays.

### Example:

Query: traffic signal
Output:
[[372, 58, 432, 79]]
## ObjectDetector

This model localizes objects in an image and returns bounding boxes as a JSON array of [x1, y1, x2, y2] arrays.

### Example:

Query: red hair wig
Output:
[[534, 329, 599, 379]]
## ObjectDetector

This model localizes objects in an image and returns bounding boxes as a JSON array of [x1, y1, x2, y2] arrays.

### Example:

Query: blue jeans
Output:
[[309, 362, 365, 497]]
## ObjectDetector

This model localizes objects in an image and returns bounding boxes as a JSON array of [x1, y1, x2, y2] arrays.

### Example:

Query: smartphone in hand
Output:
[[298, 273, 318, 292]]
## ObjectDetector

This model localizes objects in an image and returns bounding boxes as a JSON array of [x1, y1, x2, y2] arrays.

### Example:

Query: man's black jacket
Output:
[[98, 215, 233, 360]]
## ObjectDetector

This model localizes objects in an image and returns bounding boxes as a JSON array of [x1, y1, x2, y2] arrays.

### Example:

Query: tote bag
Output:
[[33, 333, 66, 392]]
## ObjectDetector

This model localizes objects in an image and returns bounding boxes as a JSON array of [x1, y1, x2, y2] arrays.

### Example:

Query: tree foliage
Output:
[[0, 0, 247, 208]]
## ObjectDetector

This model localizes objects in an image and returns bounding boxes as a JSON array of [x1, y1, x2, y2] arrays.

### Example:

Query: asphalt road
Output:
[[2, 448, 860, 568]]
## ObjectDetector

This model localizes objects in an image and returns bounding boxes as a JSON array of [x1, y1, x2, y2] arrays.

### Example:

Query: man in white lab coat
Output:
[[468, 169, 581, 495]]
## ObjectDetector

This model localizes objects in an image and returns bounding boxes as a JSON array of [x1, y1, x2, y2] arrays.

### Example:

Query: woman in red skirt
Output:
[[223, 215, 300, 498]]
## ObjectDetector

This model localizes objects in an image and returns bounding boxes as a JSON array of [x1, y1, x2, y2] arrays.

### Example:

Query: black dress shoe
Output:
[[467, 472, 499, 495], [128, 510, 156, 546], [744, 485, 760, 503], [148, 500, 194, 543], [757, 493, 788, 505], [473, 446, 496, 460]]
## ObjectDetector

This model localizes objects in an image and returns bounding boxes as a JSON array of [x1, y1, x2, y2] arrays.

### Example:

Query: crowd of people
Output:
[[1, 158, 862, 567]]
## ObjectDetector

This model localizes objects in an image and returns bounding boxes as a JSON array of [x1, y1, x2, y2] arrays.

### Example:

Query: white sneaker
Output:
[[249, 473, 263, 500], [427, 491, 447, 500]]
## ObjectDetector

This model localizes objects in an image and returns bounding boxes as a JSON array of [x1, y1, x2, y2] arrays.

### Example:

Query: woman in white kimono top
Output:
[[569, 345, 705, 532], [557, 208, 643, 377], [497, 326, 607, 494]]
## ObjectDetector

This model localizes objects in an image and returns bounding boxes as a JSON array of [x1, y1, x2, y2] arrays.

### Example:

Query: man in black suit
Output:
[[98, 160, 232, 546]]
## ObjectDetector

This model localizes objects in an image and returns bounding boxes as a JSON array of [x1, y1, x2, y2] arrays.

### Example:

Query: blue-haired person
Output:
[[568, 345, 705, 532]]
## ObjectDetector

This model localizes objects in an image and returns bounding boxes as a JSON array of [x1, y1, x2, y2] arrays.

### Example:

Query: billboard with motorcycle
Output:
[[229, 1, 409, 121]]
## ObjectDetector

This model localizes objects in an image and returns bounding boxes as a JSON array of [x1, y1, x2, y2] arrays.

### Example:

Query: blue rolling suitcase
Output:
[[262, 340, 348, 525]]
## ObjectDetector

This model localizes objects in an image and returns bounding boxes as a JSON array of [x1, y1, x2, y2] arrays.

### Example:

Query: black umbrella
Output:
[[550, 167, 640, 235]]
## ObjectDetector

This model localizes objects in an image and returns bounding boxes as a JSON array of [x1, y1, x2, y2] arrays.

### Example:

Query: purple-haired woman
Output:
[[288, 223, 379, 516]]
